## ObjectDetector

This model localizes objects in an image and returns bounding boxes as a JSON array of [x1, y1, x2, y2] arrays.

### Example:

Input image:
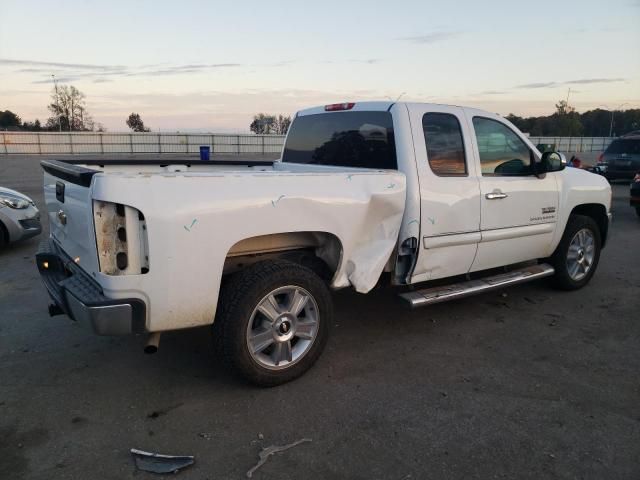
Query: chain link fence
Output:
[[0, 132, 286, 155], [0, 132, 616, 156]]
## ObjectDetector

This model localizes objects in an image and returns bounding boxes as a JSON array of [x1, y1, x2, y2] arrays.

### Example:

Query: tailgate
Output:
[[42, 160, 100, 275]]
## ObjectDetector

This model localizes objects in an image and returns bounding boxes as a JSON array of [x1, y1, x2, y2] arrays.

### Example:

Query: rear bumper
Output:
[[35, 238, 146, 335], [606, 170, 637, 180]]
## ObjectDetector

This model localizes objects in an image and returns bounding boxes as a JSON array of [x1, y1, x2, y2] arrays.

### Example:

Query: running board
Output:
[[399, 263, 555, 308]]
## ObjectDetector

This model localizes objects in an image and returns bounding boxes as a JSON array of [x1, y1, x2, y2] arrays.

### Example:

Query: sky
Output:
[[1, 0, 639, 132]]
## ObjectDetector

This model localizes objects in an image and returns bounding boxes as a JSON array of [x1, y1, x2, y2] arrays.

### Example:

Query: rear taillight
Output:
[[634, 173, 640, 183], [325, 102, 355, 112], [93, 201, 149, 275], [597, 153, 605, 163]]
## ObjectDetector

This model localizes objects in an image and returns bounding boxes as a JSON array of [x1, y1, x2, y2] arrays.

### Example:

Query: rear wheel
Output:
[[214, 260, 331, 386], [549, 215, 601, 290]]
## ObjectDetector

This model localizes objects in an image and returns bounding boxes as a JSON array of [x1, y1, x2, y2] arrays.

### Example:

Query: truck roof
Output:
[[297, 101, 394, 116], [296, 101, 502, 121]]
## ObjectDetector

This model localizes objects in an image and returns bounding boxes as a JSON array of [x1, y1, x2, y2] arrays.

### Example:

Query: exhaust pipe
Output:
[[48, 304, 64, 317], [144, 332, 161, 354]]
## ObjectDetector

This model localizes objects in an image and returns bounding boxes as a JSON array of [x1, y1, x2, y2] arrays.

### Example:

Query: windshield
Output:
[[605, 139, 640, 155], [282, 111, 397, 169]]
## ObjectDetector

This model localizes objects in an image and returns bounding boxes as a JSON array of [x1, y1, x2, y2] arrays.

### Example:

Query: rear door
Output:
[[408, 104, 481, 283], [465, 114, 559, 272]]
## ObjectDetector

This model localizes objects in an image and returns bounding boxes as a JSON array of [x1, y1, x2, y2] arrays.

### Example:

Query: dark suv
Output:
[[598, 135, 640, 180]]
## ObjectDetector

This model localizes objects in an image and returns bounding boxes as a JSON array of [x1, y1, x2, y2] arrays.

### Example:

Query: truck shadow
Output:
[[132, 278, 561, 389]]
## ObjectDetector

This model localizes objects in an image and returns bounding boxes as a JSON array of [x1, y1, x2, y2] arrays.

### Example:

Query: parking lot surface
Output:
[[1, 155, 639, 479]]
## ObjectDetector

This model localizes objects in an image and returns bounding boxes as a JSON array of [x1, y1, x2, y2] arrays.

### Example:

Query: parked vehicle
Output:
[[35, 101, 612, 386], [0, 187, 41, 250], [597, 134, 640, 180], [631, 172, 640, 217]]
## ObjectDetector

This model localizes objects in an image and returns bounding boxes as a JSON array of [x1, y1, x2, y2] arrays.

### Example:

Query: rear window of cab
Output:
[[282, 111, 398, 169]]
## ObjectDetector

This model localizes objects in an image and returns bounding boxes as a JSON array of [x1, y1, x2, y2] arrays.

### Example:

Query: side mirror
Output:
[[537, 151, 566, 174]]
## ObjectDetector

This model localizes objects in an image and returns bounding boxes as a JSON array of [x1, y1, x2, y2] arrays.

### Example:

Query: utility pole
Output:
[[52, 74, 61, 132], [600, 103, 628, 137], [609, 113, 614, 138]]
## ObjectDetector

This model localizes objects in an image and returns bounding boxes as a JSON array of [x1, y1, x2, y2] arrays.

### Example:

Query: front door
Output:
[[409, 105, 481, 283], [466, 115, 559, 272]]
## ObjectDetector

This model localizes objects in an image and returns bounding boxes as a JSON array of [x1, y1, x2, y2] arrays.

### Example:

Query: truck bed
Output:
[[42, 158, 407, 331]]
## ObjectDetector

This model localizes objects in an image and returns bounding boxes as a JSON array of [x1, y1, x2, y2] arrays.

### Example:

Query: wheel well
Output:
[[570, 204, 609, 247], [224, 232, 343, 281]]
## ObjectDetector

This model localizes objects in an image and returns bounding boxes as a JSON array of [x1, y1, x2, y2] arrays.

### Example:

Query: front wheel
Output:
[[549, 214, 601, 290], [214, 260, 332, 386]]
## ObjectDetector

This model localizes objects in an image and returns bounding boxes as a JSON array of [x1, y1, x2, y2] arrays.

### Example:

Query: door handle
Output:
[[486, 190, 508, 200]]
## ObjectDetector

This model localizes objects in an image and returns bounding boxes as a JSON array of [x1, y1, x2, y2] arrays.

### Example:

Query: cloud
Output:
[[322, 58, 380, 65], [399, 31, 461, 44], [32, 76, 79, 84], [125, 64, 242, 77], [480, 90, 507, 95], [0, 58, 126, 71], [565, 77, 625, 85], [0, 57, 259, 84], [515, 82, 559, 89], [515, 78, 625, 89]]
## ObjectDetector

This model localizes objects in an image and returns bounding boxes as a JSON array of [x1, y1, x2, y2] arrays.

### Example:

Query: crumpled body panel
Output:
[[90, 165, 406, 331]]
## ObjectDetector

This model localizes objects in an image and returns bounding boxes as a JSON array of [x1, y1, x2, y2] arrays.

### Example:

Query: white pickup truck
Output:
[[37, 101, 612, 386]]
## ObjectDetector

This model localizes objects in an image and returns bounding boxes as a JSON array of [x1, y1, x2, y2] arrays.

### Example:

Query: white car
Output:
[[0, 187, 42, 250], [36, 101, 611, 386]]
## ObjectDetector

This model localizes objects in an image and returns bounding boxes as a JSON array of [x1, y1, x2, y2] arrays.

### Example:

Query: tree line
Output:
[[0, 84, 151, 133], [249, 113, 291, 135], [506, 100, 640, 137], [3, 89, 638, 137], [1, 84, 102, 132]]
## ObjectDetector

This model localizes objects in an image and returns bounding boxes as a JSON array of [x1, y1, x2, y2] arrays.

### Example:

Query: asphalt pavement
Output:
[[1, 155, 638, 479]]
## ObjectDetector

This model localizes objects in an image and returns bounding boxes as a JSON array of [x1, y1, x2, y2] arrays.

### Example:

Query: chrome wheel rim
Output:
[[566, 228, 595, 281], [246, 286, 319, 370]]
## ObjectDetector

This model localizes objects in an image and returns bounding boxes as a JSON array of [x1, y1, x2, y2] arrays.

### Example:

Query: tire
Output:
[[549, 214, 601, 290], [636, 206, 640, 218], [214, 259, 332, 386]]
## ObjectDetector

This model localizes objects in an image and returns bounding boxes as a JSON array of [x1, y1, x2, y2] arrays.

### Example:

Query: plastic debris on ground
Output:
[[130, 448, 195, 474]]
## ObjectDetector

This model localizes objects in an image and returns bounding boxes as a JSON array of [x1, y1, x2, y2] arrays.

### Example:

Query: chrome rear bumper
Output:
[[35, 238, 146, 335]]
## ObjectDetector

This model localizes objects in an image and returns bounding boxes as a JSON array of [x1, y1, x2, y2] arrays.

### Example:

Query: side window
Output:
[[472, 117, 532, 176], [422, 113, 467, 176]]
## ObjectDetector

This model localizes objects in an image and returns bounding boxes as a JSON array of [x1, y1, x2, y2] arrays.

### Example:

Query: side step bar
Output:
[[399, 263, 555, 308]]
